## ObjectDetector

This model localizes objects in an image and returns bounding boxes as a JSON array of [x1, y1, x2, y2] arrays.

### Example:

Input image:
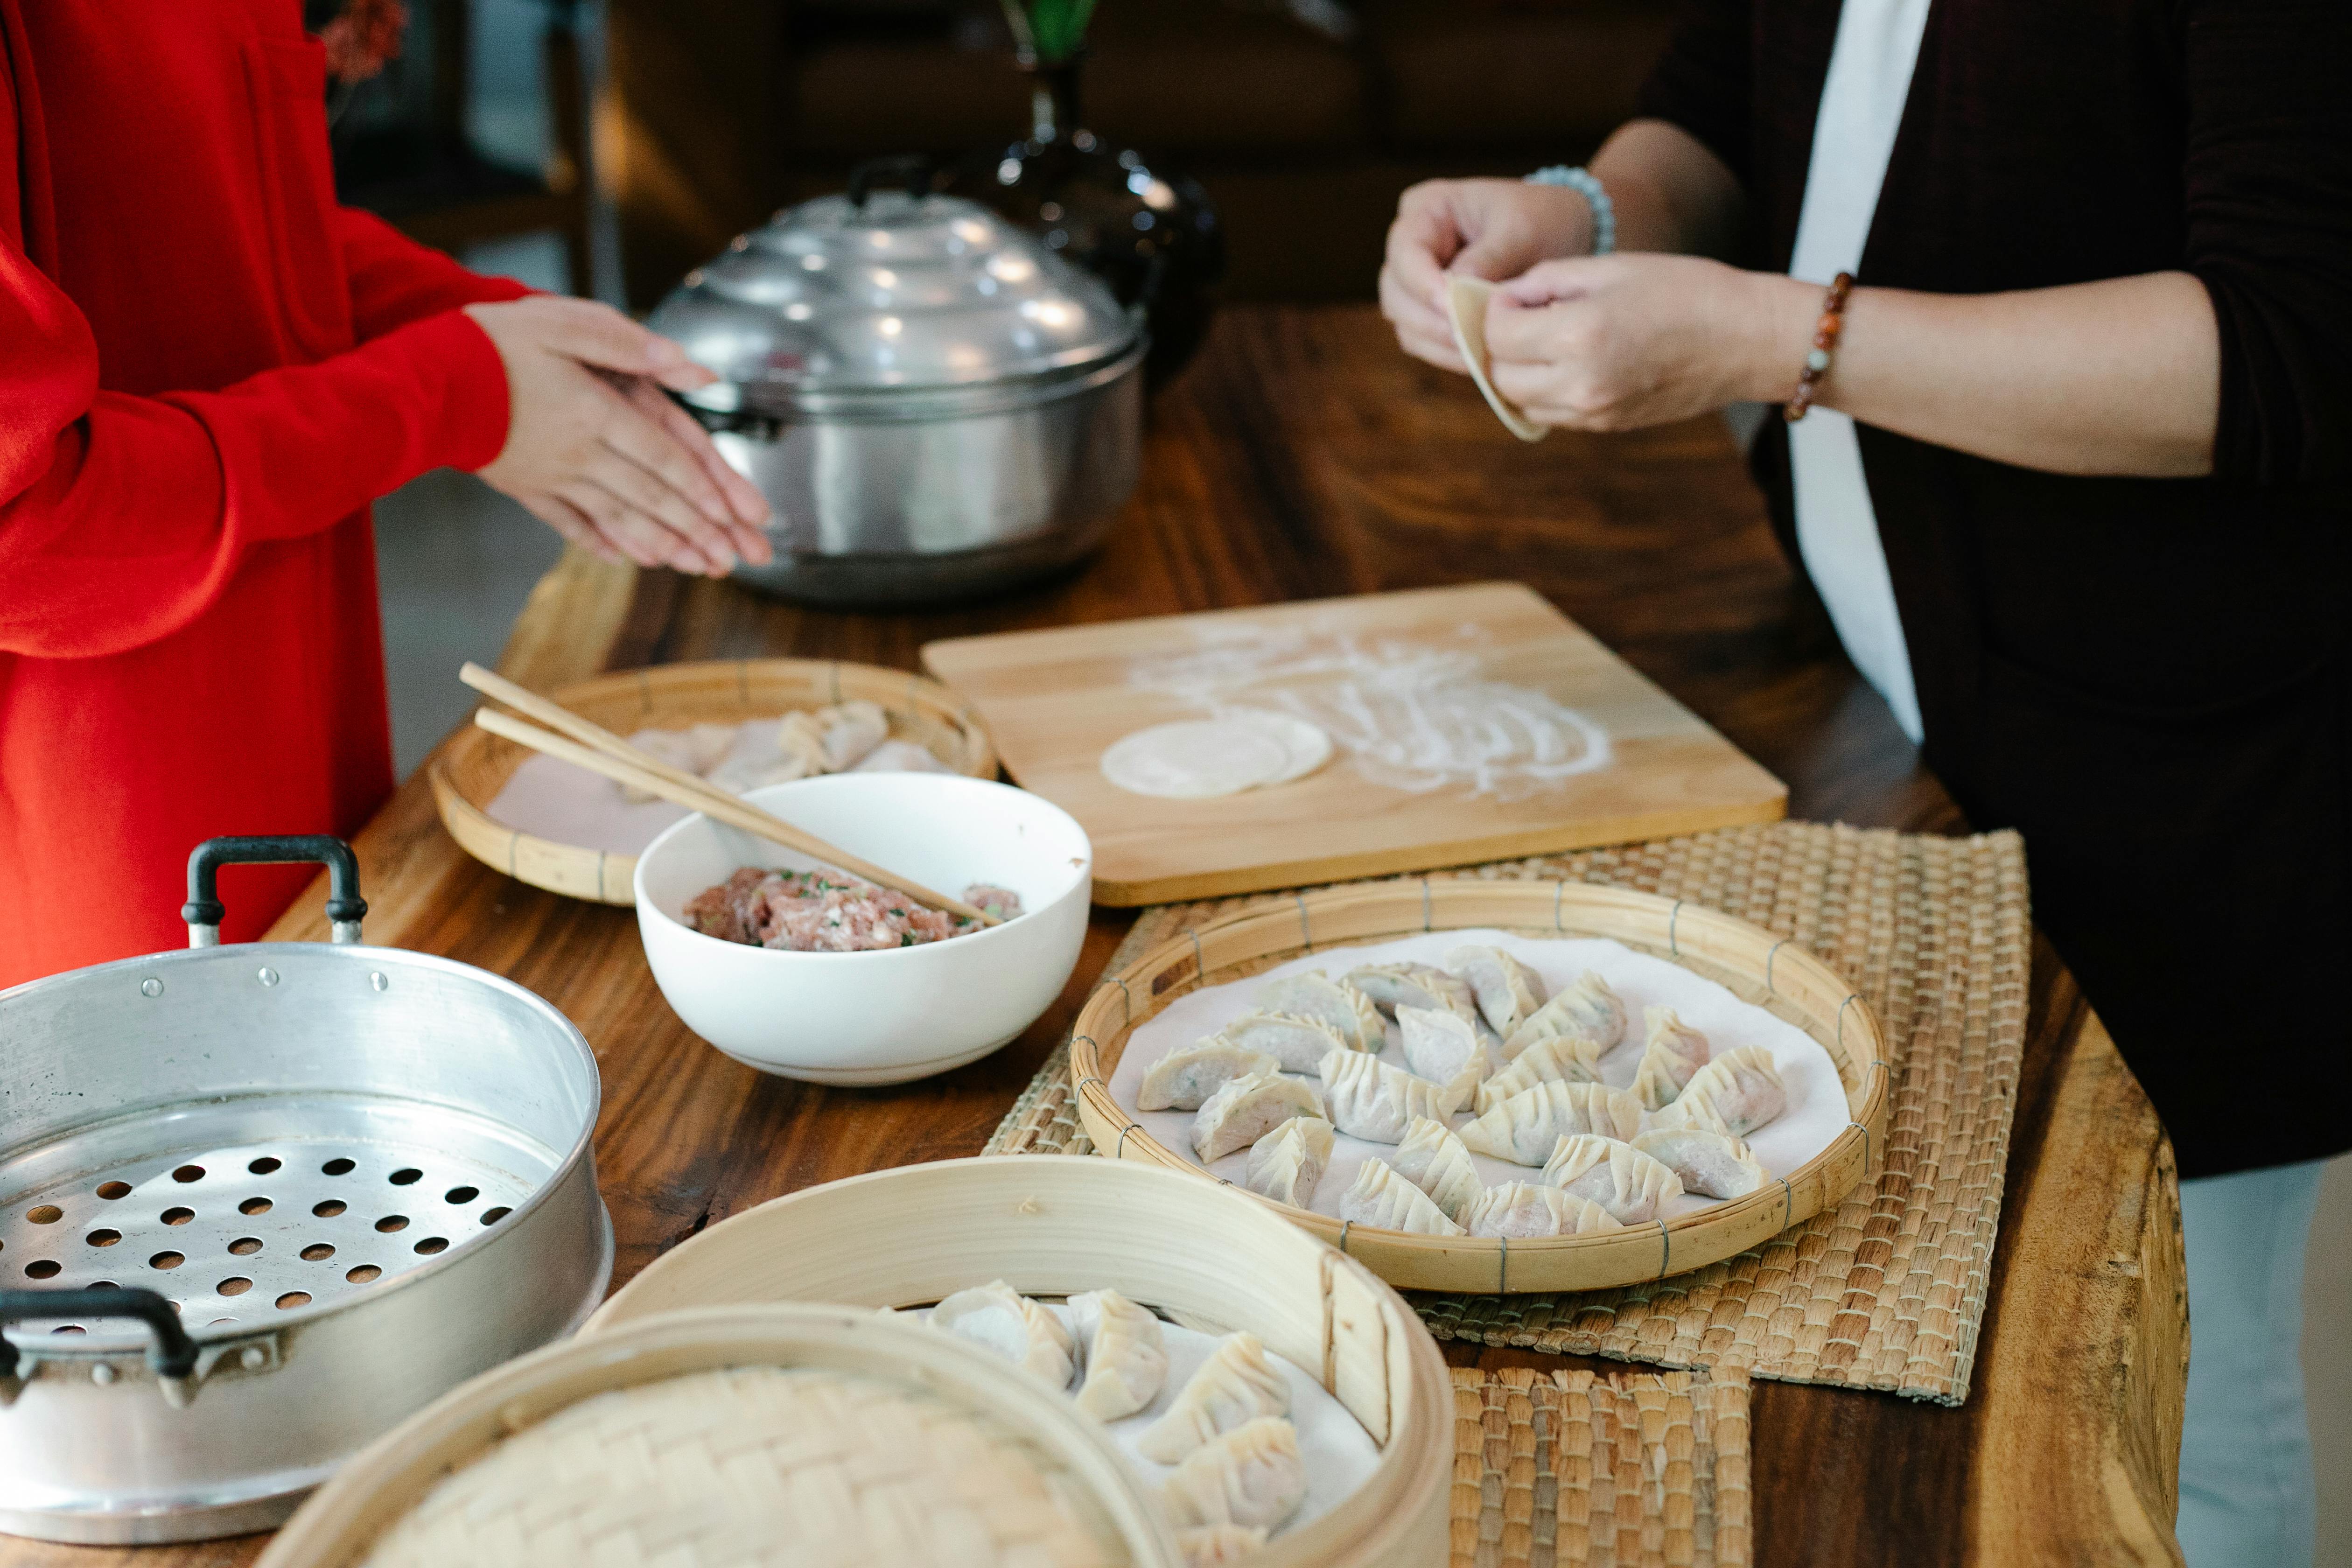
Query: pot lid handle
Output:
[[846, 152, 938, 208], [0, 1287, 200, 1406], [182, 835, 367, 947]]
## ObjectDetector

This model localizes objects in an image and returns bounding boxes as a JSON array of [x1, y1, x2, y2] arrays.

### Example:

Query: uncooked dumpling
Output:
[[1175, 1524, 1269, 1567], [1390, 1116, 1483, 1225], [1540, 1133, 1685, 1223], [1444, 944, 1548, 1037], [1629, 1005, 1712, 1112], [1137, 1331, 1291, 1463], [1159, 1415, 1307, 1533], [1632, 1127, 1770, 1200], [1345, 962, 1478, 1024], [1337, 1157, 1466, 1236], [1253, 972, 1382, 1051], [929, 1279, 1073, 1388], [1649, 1044, 1787, 1137], [1220, 1011, 1353, 1073], [1319, 1047, 1462, 1144], [1502, 971, 1628, 1060], [1463, 1181, 1623, 1239], [1396, 1004, 1487, 1105], [1244, 1116, 1335, 1208], [1475, 1032, 1605, 1113], [1067, 1288, 1169, 1421], [1140, 1038, 1284, 1112], [1459, 1080, 1641, 1165], [1192, 1071, 1326, 1162]]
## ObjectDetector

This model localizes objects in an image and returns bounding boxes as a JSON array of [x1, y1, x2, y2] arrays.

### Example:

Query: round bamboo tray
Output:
[[257, 1302, 1181, 1568], [428, 658, 997, 905], [1069, 880, 1890, 1295], [588, 1156, 1450, 1568]]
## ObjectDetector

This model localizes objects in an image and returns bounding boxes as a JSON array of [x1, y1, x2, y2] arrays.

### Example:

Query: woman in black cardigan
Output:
[[1381, 0, 2348, 1560]]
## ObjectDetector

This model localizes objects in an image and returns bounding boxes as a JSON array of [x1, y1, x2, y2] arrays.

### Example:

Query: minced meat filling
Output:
[[682, 867, 1023, 952]]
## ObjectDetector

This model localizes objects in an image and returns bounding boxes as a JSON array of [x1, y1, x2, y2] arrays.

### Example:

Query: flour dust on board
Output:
[[1121, 621, 1612, 802]]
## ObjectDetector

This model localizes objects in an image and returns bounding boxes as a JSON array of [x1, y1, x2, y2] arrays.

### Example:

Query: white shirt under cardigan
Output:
[[1783, 0, 1933, 743]]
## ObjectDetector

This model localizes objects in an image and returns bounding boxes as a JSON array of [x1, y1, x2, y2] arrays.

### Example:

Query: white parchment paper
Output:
[[1106, 930, 1846, 1223]]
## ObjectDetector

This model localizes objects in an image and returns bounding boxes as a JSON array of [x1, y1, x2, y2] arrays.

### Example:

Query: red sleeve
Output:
[[0, 238, 513, 660], [336, 205, 532, 342]]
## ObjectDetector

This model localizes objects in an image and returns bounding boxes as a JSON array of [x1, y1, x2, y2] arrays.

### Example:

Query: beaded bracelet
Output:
[[1783, 271, 1855, 423], [1525, 165, 1616, 257]]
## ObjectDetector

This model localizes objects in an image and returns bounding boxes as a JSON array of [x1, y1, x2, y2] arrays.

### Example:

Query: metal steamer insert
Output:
[[0, 836, 613, 1546]]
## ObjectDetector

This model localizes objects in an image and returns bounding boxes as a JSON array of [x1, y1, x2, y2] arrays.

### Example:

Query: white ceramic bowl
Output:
[[634, 774, 1092, 1085]]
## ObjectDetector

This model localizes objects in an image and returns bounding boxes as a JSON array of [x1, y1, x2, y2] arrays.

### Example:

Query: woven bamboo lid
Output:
[[259, 1304, 1181, 1568]]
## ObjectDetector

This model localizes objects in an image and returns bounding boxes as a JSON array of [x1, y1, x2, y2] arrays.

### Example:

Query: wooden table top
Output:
[[24, 305, 2184, 1567]]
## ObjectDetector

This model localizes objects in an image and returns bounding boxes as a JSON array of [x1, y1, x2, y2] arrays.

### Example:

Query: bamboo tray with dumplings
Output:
[[1068, 880, 1891, 1295], [429, 658, 997, 905], [585, 1157, 1452, 1568]]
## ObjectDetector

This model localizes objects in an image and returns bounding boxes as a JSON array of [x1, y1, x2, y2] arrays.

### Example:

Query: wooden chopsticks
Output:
[[460, 663, 1001, 928]]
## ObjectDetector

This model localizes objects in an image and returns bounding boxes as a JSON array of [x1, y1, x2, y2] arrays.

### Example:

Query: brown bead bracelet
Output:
[[1783, 271, 1855, 422]]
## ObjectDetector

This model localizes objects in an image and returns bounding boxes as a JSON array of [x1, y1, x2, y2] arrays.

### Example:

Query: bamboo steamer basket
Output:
[[257, 1302, 1182, 1568], [1069, 879, 1890, 1295], [429, 658, 997, 905], [587, 1156, 1450, 1568]]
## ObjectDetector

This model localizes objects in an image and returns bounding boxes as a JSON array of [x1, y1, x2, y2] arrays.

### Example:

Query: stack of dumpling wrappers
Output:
[[927, 1281, 1321, 1567], [1139, 945, 1793, 1239]]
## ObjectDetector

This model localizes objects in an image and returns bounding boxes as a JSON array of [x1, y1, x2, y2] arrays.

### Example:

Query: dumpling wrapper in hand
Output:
[[1447, 275, 1547, 443], [1137, 1331, 1291, 1463], [1159, 1415, 1308, 1533]]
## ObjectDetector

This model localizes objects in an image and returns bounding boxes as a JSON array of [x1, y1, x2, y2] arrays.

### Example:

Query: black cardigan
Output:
[[1637, 0, 2352, 1177]]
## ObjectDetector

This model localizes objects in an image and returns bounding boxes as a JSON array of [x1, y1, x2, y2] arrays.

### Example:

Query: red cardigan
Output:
[[0, 0, 528, 985]]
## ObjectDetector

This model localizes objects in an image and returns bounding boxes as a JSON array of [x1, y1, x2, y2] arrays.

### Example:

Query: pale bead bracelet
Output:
[[1525, 164, 1616, 256]]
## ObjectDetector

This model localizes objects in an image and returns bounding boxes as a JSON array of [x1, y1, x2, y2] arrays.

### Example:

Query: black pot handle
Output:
[[182, 835, 367, 948], [0, 1287, 200, 1383], [664, 387, 780, 441], [847, 153, 938, 207]]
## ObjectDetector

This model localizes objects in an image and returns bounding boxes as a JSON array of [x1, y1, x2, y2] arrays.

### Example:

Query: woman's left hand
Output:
[[1484, 254, 1804, 432]]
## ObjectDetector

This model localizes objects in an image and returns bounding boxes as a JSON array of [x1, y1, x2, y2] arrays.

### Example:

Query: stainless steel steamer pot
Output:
[[0, 837, 612, 1544], [649, 172, 1145, 606]]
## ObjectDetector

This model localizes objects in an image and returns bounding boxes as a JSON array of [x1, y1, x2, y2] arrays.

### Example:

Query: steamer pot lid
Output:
[[649, 192, 1137, 406]]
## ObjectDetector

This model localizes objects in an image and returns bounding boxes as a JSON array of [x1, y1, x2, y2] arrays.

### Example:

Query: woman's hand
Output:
[[1379, 178, 1596, 371], [464, 296, 773, 575], [1483, 254, 1806, 432]]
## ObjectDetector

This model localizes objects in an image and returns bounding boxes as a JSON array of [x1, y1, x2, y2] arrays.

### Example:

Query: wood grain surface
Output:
[[13, 307, 2182, 1568], [922, 581, 1786, 904]]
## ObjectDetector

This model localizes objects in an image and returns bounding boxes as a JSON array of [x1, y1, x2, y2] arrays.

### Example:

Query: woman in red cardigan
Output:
[[0, 0, 770, 984]]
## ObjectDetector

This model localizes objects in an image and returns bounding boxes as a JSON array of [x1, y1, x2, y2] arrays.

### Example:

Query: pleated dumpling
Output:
[[1501, 970, 1628, 1060], [1344, 961, 1478, 1023], [1389, 1116, 1482, 1225], [1632, 1127, 1770, 1200], [1220, 1010, 1352, 1073], [1252, 972, 1382, 1051], [1628, 1006, 1713, 1112], [1140, 1037, 1283, 1112], [1463, 1181, 1624, 1239], [1540, 1133, 1684, 1223], [1067, 1288, 1169, 1421], [1475, 1031, 1605, 1113], [1174, 1525, 1270, 1567], [1244, 1116, 1335, 1208], [1136, 1331, 1291, 1463], [1397, 1004, 1488, 1107], [1337, 1157, 1467, 1236], [1459, 1080, 1641, 1165], [929, 1279, 1073, 1387], [1444, 944, 1548, 1036], [1649, 1044, 1787, 1137], [1160, 1415, 1308, 1533], [1192, 1071, 1325, 1162], [1319, 1047, 1463, 1143]]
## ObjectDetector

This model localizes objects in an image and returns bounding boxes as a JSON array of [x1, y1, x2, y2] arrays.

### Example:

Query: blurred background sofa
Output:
[[600, 0, 1679, 310]]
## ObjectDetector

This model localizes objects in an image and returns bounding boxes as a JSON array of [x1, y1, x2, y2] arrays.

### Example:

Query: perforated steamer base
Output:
[[0, 1095, 555, 1336]]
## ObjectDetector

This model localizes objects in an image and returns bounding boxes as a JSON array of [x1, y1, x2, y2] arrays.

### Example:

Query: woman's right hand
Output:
[[464, 296, 773, 575], [1379, 178, 1596, 372]]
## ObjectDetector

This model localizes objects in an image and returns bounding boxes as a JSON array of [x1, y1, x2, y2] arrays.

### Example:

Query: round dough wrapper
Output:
[[1224, 710, 1333, 787], [1101, 720, 1292, 799]]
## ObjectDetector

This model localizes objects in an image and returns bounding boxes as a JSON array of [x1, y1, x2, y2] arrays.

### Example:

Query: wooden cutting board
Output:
[[920, 582, 1786, 905]]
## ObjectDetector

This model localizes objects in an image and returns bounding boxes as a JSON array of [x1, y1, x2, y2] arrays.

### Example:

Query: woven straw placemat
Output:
[[1449, 1366, 1752, 1568], [986, 821, 2030, 1407]]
